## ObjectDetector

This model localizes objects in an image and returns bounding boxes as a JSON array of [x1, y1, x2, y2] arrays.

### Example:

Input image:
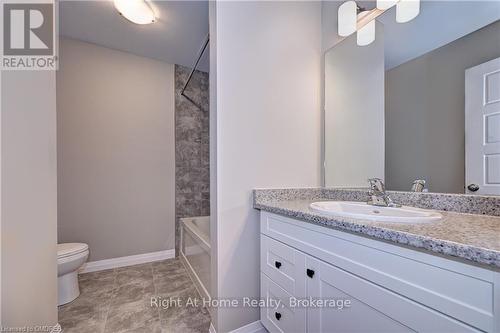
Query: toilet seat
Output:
[[57, 243, 89, 259]]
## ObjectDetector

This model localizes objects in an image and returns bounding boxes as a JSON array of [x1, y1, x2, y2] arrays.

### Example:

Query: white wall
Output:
[[1, 70, 58, 326], [210, 2, 322, 331], [208, 0, 219, 326], [57, 38, 175, 261], [324, 24, 385, 187]]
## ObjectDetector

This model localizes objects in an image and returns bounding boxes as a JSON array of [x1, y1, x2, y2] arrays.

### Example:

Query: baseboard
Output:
[[79, 249, 175, 273], [210, 320, 266, 333]]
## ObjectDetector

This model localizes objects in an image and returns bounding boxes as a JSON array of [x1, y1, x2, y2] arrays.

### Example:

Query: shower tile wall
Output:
[[175, 65, 209, 254]]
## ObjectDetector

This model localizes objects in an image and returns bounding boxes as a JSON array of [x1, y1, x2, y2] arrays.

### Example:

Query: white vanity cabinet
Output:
[[259, 212, 500, 333]]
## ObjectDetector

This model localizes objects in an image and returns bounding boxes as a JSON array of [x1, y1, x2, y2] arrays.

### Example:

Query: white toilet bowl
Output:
[[57, 243, 89, 306]]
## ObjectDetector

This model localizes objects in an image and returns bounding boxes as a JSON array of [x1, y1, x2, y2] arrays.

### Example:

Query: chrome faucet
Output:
[[411, 179, 426, 192], [367, 178, 400, 207]]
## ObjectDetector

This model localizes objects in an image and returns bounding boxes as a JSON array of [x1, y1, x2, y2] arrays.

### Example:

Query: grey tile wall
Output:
[[175, 65, 209, 254]]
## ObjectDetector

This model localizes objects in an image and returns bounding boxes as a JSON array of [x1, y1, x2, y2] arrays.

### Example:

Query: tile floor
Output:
[[58, 258, 211, 333]]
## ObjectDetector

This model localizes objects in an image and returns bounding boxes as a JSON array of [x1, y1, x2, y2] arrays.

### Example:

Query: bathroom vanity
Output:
[[256, 4, 500, 332], [254, 188, 500, 333]]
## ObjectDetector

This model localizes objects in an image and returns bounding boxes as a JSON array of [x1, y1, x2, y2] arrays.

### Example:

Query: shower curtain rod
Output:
[[181, 33, 210, 98]]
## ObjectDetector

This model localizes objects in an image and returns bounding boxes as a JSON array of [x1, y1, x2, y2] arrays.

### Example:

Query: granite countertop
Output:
[[253, 189, 500, 269]]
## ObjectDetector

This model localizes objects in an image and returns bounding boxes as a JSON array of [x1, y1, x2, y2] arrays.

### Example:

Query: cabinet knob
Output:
[[275, 261, 282, 269], [306, 268, 315, 278], [467, 184, 480, 192], [275, 312, 282, 321]]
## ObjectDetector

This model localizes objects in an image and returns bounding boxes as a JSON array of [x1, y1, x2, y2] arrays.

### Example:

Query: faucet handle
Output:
[[368, 178, 385, 193], [411, 179, 426, 192]]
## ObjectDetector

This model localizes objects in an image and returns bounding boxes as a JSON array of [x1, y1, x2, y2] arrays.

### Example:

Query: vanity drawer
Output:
[[261, 235, 306, 296], [261, 212, 497, 333], [260, 272, 306, 333]]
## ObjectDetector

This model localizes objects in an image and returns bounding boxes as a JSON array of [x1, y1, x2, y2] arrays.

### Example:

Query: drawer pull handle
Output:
[[275, 261, 282, 269], [275, 312, 282, 321], [306, 268, 315, 278]]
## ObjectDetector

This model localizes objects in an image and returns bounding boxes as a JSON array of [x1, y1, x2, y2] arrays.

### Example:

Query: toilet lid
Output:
[[57, 243, 88, 259]]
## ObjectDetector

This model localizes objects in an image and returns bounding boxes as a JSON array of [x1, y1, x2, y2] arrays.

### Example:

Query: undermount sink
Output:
[[309, 201, 442, 223]]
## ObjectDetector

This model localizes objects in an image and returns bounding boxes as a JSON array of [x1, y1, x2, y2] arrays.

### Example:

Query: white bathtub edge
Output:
[[182, 216, 211, 250], [180, 250, 211, 301]]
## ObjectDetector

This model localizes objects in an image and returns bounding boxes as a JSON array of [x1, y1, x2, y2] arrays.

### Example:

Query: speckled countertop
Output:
[[253, 188, 500, 269]]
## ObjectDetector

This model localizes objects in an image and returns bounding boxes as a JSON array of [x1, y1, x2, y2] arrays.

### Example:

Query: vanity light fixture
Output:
[[356, 10, 376, 46], [338, 1, 357, 37], [114, 0, 156, 25], [395, 0, 420, 23], [338, 0, 420, 46]]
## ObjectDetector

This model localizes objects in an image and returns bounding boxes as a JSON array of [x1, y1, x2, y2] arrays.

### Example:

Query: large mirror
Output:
[[324, 1, 500, 195]]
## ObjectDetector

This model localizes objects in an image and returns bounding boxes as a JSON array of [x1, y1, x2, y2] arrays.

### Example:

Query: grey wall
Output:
[[210, 2, 322, 331], [1, 70, 58, 326], [57, 38, 175, 261], [174, 65, 210, 255], [386, 20, 500, 193]]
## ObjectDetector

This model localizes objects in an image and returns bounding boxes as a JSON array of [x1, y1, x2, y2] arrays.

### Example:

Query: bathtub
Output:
[[180, 216, 210, 299]]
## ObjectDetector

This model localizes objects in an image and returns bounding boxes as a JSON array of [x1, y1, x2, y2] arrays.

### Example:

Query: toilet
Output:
[[57, 243, 89, 305]]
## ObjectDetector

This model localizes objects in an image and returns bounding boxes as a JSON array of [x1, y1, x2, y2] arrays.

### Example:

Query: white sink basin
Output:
[[309, 201, 442, 223]]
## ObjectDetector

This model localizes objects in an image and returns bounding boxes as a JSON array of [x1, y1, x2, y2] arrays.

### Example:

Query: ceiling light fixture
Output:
[[338, 0, 420, 46], [114, 0, 156, 25]]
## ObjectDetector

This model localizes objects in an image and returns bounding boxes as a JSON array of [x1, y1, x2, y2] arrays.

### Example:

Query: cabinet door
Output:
[[305, 256, 480, 333]]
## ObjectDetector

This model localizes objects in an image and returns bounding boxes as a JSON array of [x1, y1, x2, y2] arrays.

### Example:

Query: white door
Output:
[[465, 57, 500, 195]]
